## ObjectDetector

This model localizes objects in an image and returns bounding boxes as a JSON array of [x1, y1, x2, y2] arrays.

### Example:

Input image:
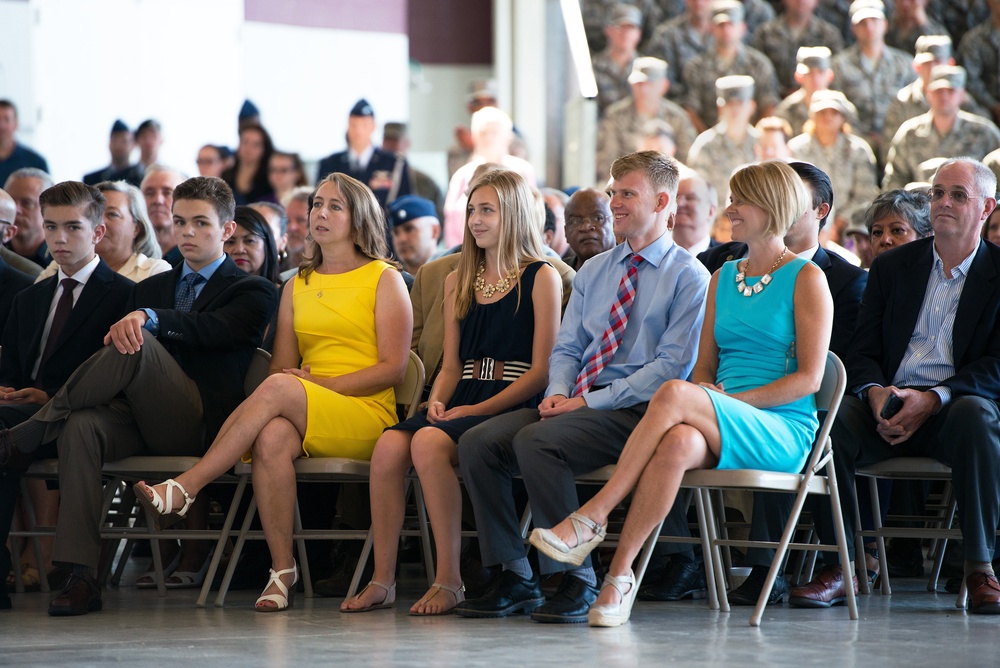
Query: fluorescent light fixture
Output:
[[560, 0, 598, 98]]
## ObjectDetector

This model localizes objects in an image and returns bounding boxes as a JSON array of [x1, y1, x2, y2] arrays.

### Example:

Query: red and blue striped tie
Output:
[[572, 253, 643, 397]]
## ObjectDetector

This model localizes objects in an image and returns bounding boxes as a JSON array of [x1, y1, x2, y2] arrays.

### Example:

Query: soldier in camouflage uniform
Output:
[[592, 5, 644, 117], [581, 0, 663, 53], [788, 90, 879, 231], [750, 0, 845, 96], [884, 66, 1000, 190], [830, 3, 916, 159], [596, 57, 697, 182], [886, 0, 948, 54], [686, 76, 760, 202], [774, 47, 836, 135], [682, 0, 780, 131], [741, 0, 777, 37], [957, 1, 1000, 124], [883, 36, 987, 148], [646, 0, 715, 102]]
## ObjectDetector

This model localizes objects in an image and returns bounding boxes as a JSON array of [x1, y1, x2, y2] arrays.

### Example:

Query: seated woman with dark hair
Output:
[[227, 205, 281, 285], [865, 188, 933, 260], [223, 124, 276, 205], [530, 161, 834, 627], [135, 173, 412, 612]]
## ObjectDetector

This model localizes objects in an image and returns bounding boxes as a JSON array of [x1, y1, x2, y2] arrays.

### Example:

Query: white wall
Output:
[[0, 0, 409, 183]]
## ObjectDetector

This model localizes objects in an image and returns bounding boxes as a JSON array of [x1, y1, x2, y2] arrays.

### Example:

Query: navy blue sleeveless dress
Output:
[[388, 261, 546, 442]]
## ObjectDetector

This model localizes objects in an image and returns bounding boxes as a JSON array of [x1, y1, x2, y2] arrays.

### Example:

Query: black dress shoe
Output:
[[453, 569, 544, 618], [48, 572, 102, 616], [530, 573, 600, 623], [727, 566, 789, 606], [638, 559, 707, 601]]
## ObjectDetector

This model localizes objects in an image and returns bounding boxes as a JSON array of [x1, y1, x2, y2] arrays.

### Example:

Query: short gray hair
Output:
[[4, 167, 54, 191], [139, 164, 186, 190], [281, 185, 312, 208], [864, 189, 932, 238], [937, 156, 998, 199]]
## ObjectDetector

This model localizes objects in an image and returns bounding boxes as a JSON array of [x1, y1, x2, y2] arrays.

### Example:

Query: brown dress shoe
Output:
[[789, 565, 858, 608], [48, 573, 102, 616], [967, 571, 1000, 615]]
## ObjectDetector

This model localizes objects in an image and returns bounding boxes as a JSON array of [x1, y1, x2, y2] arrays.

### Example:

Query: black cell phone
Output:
[[880, 394, 904, 420]]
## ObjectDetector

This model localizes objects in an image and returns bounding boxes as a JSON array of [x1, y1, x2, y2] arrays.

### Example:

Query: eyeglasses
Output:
[[928, 187, 982, 205], [565, 214, 610, 230]]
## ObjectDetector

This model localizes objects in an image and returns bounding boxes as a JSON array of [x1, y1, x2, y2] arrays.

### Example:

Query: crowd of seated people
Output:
[[0, 0, 999, 628]]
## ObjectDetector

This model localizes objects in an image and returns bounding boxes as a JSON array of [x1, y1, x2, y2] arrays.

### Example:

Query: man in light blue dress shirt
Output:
[[455, 151, 710, 623]]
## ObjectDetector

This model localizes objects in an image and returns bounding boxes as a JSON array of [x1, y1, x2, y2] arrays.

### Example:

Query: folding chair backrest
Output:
[[802, 351, 848, 473], [396, 351, 426, 420], [244, 348, 272, 396]]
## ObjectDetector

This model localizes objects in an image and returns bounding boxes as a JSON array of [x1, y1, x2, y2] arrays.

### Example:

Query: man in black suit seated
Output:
[[788, 157, 1000, 615], [0, 181, 134, 610], [0, 176, 278, 616], [82, 120, 143, 187], [0, 188, 34, 334], [697, 161, 869, 605]]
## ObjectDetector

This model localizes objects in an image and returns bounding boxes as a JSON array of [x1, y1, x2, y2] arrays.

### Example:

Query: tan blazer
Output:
[[410, 253, 576, 388]]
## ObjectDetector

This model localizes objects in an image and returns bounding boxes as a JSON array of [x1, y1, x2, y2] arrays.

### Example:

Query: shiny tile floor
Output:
[[2, 565, 998, 667]]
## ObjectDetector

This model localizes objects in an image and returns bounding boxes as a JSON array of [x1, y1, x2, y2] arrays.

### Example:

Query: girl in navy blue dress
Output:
[[342, 168, 562, 615]]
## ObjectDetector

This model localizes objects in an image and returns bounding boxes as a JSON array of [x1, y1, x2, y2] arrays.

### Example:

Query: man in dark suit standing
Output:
[[0, 181, 134, 610], [696, 161, 869, 605], [789, 157, 1000, 615], [0, 177, 278, 616], [82, 120, 143, 187], [315, 99, 411, 209]]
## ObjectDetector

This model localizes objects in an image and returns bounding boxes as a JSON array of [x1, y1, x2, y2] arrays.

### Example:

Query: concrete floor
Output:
[[2, 566, 998, 667]]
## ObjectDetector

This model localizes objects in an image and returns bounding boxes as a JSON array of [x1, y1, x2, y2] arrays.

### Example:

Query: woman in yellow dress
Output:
[[134, 173, 412, 611]]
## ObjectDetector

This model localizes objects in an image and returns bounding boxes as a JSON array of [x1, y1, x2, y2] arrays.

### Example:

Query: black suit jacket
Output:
[[315, 147, 411, 207], [131, 256, 278, 442], [849, 237, 1000, 399], [0, 255, 35, 337], [0, 259, 134, 395], [697, 243, 867, 359]]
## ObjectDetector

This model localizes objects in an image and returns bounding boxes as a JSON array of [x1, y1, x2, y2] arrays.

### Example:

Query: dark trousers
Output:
[[20, 340, 206, 570], [457, 405, 647, 576], [752, 395, 1000, 567], [0, 404, 47, 587]]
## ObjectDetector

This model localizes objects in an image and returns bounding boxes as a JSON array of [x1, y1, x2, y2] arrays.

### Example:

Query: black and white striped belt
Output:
[[462, 358, 531, 381]]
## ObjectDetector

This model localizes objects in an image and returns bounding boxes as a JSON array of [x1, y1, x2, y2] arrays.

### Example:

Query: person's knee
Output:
[[371, 432, 412, 476], [650, 379, 689, 413], [457, 425, 512, 474], [946, 396, 1000, 458], [251, 418, 298, 465], [652, 425, 701, 468]]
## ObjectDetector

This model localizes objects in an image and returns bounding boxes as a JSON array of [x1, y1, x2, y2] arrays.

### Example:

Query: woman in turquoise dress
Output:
[[529, 161, 834, 627]]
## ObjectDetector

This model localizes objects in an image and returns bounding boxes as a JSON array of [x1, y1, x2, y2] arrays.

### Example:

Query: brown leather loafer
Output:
[[967, 571, 1000, 615], [789, 565, 858, 608], [48, 572, 102, 616]]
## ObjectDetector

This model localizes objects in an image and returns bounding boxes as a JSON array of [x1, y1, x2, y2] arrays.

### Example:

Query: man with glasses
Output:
[[883, 65, 1000, 190], [789, 157, 1000, 615], [562, 188, 617, 272]]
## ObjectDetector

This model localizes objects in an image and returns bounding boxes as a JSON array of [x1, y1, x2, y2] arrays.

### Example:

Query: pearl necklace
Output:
[[735, 247, 788, 297], [474, 262, 517, 298]]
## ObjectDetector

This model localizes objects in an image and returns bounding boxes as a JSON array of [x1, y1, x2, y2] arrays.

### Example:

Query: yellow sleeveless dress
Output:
[[293, 260, 398, 459]]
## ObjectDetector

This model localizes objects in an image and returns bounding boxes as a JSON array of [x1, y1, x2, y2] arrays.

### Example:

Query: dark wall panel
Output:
[[408, 0, 492, 64]]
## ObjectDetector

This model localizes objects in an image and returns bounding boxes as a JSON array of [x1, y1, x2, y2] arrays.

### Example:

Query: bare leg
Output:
[[340, 429, 412, 611], [139, 374, 308, 507], [596, 424, 717, 606], [409, 427, 462, 615], [251, 416, 304, 610], [547, 380, 721, 547]]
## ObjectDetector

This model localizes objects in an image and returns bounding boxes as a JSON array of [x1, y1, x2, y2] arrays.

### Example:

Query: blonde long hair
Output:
[[453, 169, 546, 319], [298, 172, 399, 281]]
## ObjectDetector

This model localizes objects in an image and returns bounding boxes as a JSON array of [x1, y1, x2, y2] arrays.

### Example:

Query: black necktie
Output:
[[39, 277, 78, 372]]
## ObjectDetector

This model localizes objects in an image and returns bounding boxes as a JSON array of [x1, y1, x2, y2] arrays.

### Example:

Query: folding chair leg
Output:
[[866, 477, 890, 595], [198, 474, 249, 608], [826, 465, 859, 621], [692, 488, 719, 611], [700, 489, 729, 613], [634, 518, 665, 588], [216, 496, 259, 607], [294, 503, 312, 598], [749, 482, 812, 627]]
